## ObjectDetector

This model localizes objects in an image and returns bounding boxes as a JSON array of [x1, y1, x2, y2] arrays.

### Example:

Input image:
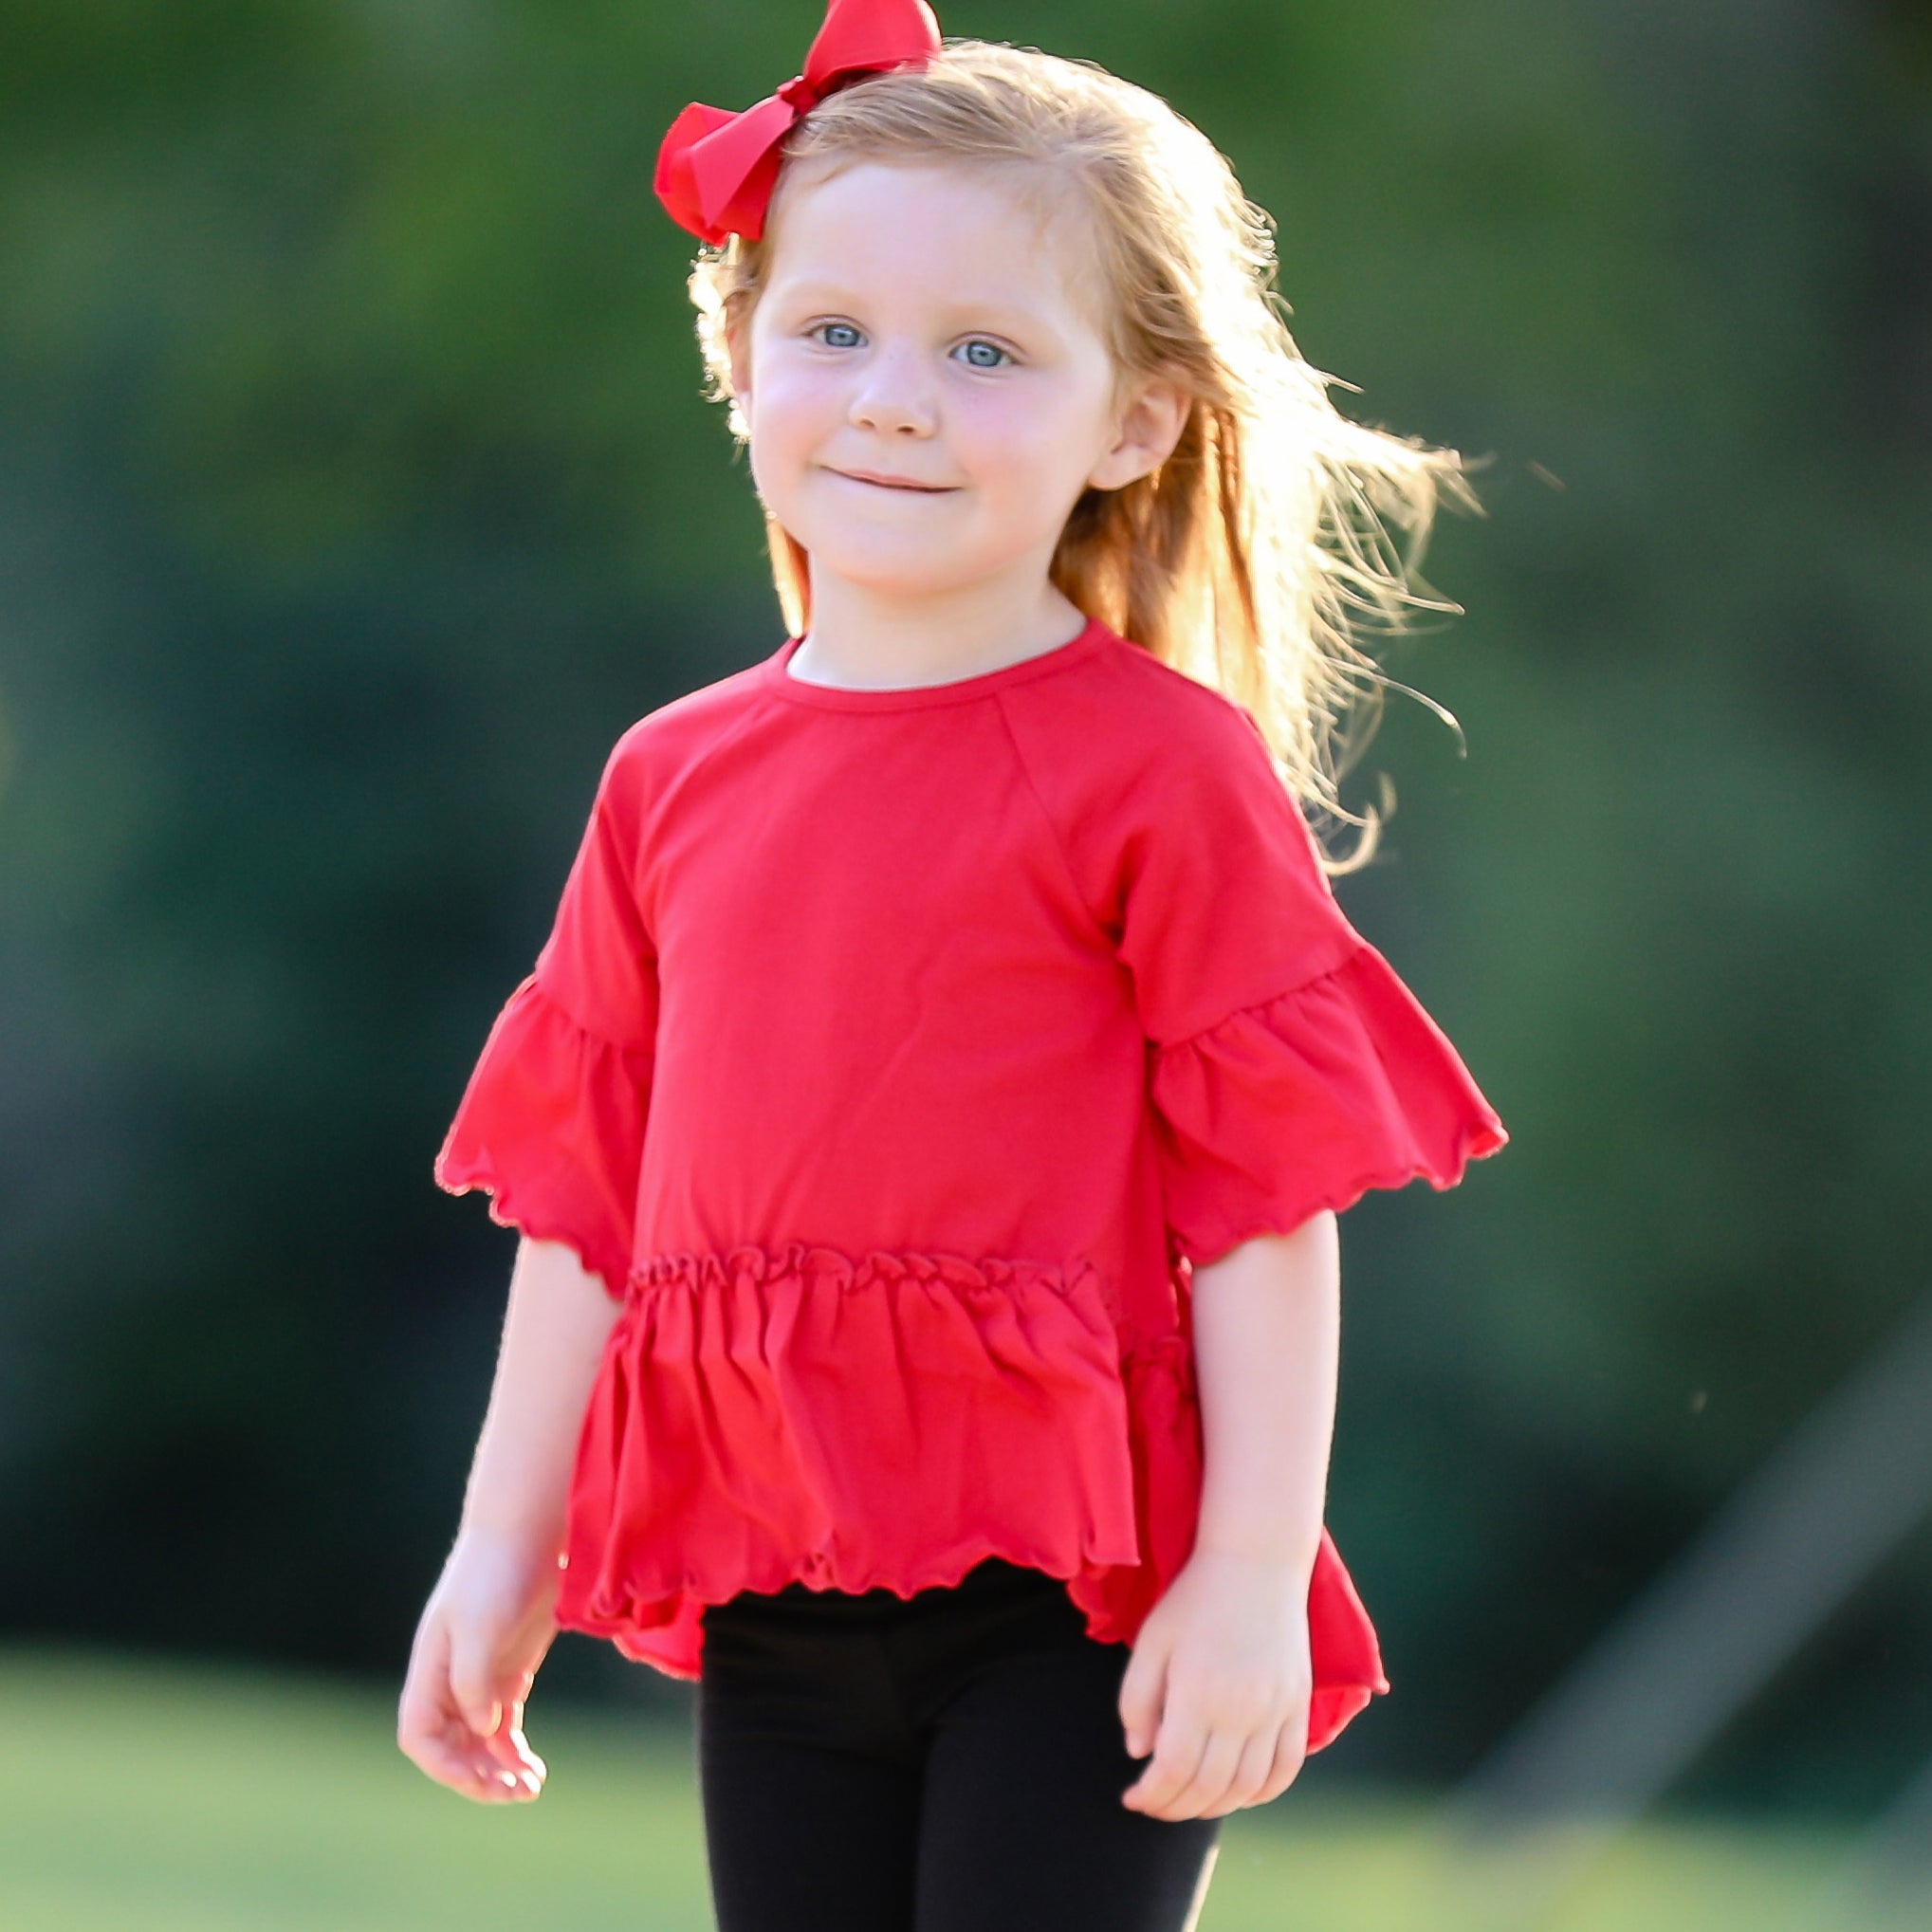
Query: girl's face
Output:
[[729, 160, 1184, 611]]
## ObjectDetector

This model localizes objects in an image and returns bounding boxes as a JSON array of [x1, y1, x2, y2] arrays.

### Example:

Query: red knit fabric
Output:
[[435, 615, 1507, 1752]]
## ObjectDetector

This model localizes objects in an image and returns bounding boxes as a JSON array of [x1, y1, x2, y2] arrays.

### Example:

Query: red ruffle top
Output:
[[436, 615, 1507, 1753]]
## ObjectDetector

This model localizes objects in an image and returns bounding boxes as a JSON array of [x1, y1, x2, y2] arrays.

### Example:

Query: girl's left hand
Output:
[[1116, 1548, 1314, 1820]]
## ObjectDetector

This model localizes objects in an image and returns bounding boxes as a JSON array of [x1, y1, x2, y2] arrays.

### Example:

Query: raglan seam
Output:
[[990, 689, 1116, 950]]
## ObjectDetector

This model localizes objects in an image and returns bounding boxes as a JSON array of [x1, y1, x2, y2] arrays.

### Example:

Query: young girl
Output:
[[397, 3, 1506, 1926]]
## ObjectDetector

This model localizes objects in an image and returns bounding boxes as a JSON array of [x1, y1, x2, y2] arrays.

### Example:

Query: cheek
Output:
[[955, 389, 1100, 499], [746, 358, 836, 463]]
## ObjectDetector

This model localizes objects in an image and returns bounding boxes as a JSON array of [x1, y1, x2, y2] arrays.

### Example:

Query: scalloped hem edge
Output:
[[1171, 1117, 1509, 1271], [432, 1159, 632, 1300]]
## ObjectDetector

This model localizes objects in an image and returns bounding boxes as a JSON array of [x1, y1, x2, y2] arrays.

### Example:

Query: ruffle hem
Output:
[[1150, 942, 1508, 1268], [557, 1241, 1389, 1755], [434, 975, 652, 1298]]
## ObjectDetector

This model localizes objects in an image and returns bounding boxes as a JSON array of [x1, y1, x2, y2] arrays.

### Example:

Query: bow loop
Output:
[[800, 0, 941, 92], [654, 0, 943, 246]]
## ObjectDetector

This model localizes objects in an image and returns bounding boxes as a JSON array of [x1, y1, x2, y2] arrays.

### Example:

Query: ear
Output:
[[1087, 372, 1191, 492], [726, 313, 754, 417]]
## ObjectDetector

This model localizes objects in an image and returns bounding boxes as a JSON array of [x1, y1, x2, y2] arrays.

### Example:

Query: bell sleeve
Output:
[[1118, 702, 1506, 1271], [433, 735, 660, 1298]]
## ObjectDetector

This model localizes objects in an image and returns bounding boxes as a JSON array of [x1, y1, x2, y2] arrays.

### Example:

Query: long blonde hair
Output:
[[682, 39, 1480, 870]]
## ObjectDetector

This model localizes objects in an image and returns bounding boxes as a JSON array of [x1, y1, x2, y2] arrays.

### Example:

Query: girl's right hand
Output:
[[396, 1530, 561, 1803]]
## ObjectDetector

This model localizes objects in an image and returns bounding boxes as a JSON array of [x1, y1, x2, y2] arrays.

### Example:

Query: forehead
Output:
[[762, 159, 1103, 326]]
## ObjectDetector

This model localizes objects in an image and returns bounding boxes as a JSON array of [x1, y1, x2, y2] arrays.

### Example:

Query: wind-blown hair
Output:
[[682, 39, 1480, 869]]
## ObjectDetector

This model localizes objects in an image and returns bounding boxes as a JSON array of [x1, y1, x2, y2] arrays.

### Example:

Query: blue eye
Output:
[[958, 339, 1010, 370], [814, 322, 863, 348]]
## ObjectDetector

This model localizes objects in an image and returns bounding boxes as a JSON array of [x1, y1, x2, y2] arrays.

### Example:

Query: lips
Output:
[[829, 468, 955, 492]]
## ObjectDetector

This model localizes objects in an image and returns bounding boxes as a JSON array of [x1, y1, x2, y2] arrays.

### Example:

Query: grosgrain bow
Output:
[[654, 0, 944, 246]]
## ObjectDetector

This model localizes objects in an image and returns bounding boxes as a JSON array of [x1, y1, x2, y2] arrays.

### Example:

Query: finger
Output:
[[1121, 1717, 1208, 1814], [460, 1673, 544, 1795], [1117, 1639, 1168, 1760], [398, 1633, 530, 1803], [1201, 1721, 1284, 1818], [479, 1705, 546, 1793], [449, 1639, 505, 1743], [1158, 1723, 1245, 1821], [396, 1621, 452, 1740], [482, 1711, 544, 1774], [1257, 1718, 1309, 1805], [397, 1643, 469, 1772], [400, 1700, 529, 1802]]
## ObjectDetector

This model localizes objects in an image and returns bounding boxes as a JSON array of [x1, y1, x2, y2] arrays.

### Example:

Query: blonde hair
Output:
[[683, 39, 1481, 870]]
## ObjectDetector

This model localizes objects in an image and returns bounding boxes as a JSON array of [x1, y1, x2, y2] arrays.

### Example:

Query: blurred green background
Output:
[[3, 1, 1930, 1926]]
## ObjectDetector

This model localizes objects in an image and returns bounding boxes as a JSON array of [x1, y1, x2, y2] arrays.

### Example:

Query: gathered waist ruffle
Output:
[[627, 1241, 1128, 1327], [555, 1238, 1389, 1754]]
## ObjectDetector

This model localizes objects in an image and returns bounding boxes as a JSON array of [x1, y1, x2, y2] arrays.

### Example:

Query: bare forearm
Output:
[[1117, 1217, 1338, 1819], [1187, 1212, 1341, 1587], [457, 1236, 623, 1554]]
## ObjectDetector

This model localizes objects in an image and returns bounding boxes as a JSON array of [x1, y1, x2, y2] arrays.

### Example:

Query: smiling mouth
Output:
[[829, 469, 957, 493]]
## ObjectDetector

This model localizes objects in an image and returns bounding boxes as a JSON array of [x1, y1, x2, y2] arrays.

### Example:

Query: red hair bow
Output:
[[654, 0, 943, 246]]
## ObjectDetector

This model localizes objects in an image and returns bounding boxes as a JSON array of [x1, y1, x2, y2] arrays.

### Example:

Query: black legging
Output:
[[693, 1555, 1223, 1932]]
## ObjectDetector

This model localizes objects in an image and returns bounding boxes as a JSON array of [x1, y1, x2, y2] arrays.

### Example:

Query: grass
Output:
[[0, 1647, 1876, 1932]]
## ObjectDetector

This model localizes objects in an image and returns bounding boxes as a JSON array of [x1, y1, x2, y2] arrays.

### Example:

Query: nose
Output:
[[848, 340, 936, 437]]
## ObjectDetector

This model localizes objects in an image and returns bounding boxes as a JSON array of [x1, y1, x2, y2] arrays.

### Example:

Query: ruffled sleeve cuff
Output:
[[433, 975, 653, 1297], [1150, 942, 1507, 1269]]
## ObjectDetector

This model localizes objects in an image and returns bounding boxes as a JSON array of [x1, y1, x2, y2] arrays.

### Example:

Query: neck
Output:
[[792, 564, 1091, 690]]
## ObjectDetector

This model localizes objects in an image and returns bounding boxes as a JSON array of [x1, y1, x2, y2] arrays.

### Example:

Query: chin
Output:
[[809, 550, 988, 600]]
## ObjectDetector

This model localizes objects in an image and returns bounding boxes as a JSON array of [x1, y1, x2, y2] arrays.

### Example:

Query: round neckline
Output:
[[760, 615, 1111, 712]]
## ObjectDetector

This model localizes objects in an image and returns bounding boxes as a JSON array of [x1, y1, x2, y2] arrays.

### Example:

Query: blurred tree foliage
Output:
[[2, 1, 1928, 1806]]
